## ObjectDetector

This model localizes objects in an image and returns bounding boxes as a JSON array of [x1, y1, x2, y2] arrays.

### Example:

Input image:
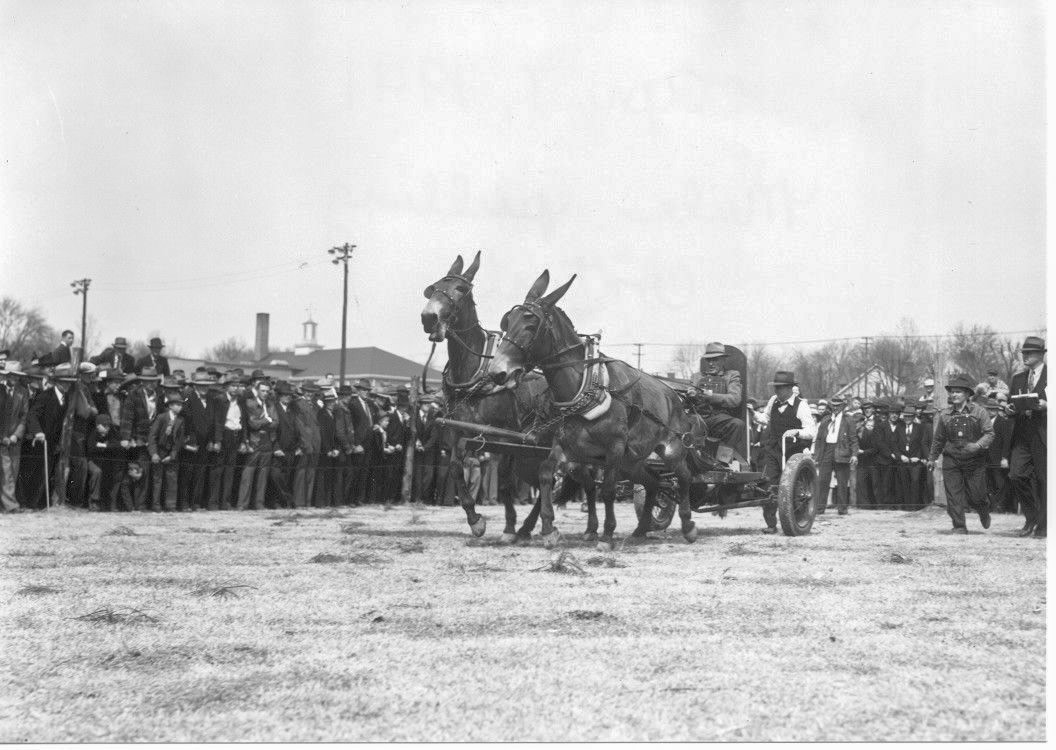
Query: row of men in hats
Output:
[[25, 332, 174, 377], [0, 357, 456, 513]]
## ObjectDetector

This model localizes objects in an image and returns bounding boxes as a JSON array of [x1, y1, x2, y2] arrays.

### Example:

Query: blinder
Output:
[[423, 284, 436, 299]]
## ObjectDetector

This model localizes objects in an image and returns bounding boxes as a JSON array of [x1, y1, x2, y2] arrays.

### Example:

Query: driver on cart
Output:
[[685, 341, 746, 453]]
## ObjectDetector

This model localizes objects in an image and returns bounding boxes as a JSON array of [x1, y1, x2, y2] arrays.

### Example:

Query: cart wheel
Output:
[[777, 453, 817, 536], [633, 485, 677, 532]]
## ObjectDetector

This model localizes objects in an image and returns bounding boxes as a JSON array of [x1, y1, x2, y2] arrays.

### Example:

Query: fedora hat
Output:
[[0, 361, 26, 378], [113, 336, 129, 348], [148, 337, 165, 350], [165, 391, 185, 405], [191, 372, 216, 385], [901, 403, 918, 416], [249, 369, 267, 383], [321, 387, 338, 401], [353, 378, 372, 391], [138, 367, 162, 382], [1021, 335, 1046, 353], [944, 373, 975, 394], [275, 381, 294, 396], [769, 371, 797, 387], [701, 342, 727, 359], [51, 363, 78, 382], [828, 395, 846, 406], [160, 375, 185, 389]]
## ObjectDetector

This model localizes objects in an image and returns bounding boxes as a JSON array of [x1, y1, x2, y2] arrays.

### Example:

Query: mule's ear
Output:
[[462, 250, 481, 281], [540, 274, 577, 307], [526, 269, 550, 300], [447, 255, 464, 276]]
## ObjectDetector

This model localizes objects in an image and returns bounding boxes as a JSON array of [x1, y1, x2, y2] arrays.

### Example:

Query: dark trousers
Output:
[[942, 460, 989, 529], [1010, 436, 1046, 532], [761, 450, 782, 528], [856, 457, 875, 507], [268, 453, 295, 508], [898, 462, 925, 509], [209, 429, 242, 510], [292, 452, 317, 508], [342, 450, 368, 505], [20, 443, 60, 510], [986, 466, 1013, 512], [873, 463, 899, 508], [183, 447, 215, 510], [815, 445, 851, 513], [704, 414, 747, 454], [314, 453, 340, 507], [151, 459, 179, 511], [236, 449, 271, 510]]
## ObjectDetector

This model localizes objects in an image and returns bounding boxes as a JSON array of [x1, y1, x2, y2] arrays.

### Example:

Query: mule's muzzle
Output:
[[421, 312, 447, 342]]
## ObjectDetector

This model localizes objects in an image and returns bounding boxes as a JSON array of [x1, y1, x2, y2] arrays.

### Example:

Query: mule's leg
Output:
[[516, 497, 541, 540], [571, 467, 598, 542], [673, 460, 698, 543], [498, 454, 520, 543], [630, 470, 661, 539], [537, 448, 562, 548], [453, 440, 485, 537], [596, 466, 619, 551]]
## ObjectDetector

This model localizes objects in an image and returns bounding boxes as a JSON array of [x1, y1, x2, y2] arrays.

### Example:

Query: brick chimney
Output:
[[254, 313, 269, 361]]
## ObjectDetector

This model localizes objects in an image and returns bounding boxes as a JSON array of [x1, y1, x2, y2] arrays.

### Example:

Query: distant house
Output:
[[832, 364, 904, 400], [259, 346, 443, 388]]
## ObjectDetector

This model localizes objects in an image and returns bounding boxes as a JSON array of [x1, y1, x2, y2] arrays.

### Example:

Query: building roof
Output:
[[259, 346, 443, 382]]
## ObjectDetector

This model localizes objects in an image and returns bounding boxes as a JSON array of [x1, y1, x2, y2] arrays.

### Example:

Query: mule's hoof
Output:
[[629, 528, 648, 540], [582, 531, 598, 542], [499, 532, 518, 544], [683, 523, 699, 544], [542, 530, 562, 549], [470, 517, 487, 537], [515, 532, 532, 543], [596, 540, 614, 552]]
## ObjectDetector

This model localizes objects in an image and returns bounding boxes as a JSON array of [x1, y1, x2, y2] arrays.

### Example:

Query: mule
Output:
[[420, 253, 595, 542], [486, 269, 705, 549]]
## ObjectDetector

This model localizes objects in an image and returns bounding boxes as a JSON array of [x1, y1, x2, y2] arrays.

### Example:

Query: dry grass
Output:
[[0, 503, 1044, 742], [104, 525, 139, 536]]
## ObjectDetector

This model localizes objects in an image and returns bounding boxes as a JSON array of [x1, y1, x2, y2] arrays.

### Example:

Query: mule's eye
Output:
[[456, 285, 468, 295], [423, 285, 436, 299]]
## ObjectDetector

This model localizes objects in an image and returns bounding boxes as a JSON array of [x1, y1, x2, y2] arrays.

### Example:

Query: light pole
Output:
[[328, 244, 355, 387], [71, 278, 91, 363]]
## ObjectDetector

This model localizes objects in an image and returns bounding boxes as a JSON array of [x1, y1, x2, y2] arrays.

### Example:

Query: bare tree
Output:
[[994, 337, 1023, 384], [0, 296, 56, 362], [203, 336, 256, 363], [948, 323, 1002, 383], [667, 342, 705, 380], [869, 318, 930, 397], [742, 343, 779, 400]]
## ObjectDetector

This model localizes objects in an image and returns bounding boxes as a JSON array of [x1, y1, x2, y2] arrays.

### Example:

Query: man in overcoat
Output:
[[812, 395, 859, 515], [1008, 336, 1047, 537]]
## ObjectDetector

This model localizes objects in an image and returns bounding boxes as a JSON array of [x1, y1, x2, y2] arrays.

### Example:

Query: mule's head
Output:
[[420, 251, 481, 342], [488, 269, 576, 388]]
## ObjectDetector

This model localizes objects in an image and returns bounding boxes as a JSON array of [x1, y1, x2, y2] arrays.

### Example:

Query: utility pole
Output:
[[634, 343, 643, 370], [328, 243, 355, 387], [862, 336, 871, 363], [70, 278, 91, 364]]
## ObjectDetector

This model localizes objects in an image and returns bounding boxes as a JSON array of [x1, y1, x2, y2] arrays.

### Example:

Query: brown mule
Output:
[[420, 254, 594, 542], [487, 269, 704, 548]]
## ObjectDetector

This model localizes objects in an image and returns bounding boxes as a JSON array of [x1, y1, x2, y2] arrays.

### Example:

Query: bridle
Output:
[[500, 300, 586, 373], [423, 274, 490, 358]]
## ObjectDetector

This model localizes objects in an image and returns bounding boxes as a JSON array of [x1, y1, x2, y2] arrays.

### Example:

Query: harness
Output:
[[442, 330, 501, 394]]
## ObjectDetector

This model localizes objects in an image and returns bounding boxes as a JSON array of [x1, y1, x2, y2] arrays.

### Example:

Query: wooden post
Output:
[[400, 376, 420, 505]]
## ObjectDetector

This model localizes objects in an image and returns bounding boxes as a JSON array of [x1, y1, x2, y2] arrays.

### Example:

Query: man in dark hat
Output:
[[983, 398, 1014, 514], [86, 413, 122, 511], [183, 372, 222, 511], [1008, 335, 1047, 537], [291, 382, 321, 507], [896, 403, 928, 509], [759, 371, 816, 532], [209, 374, 246, 510], [686, 342, 746, 455], [120, 366, 163, 510], [24, 363, 77, 508], [873, 397, 904, 509], [90, 337, 136, 374], [148, 392, 186, 511], [341, 378, 374, 505], [812, 395, 858, 515], [926, 373, 995, 534], [268, 381, 302, 508], [314, 387, 344, 507], [0, 362, 30, 512], [236, 376, 276, 510], [135, 337, 171, 377]]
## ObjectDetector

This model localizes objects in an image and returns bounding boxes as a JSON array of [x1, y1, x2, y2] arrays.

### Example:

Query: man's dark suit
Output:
[[183, 390, 222, 510], [0, 382, 30, 511], [90, 348, 136, 373], [120, 386, 160, 509], [268, 401, 302, 508], [314, 406, 341, 507], [236, 396, 276, 510], [344, 394, 374, 505], [986, 412, 1014, 512], [813, 410, 860, 513], [135, 353, 171, 377], [1009, 366, 1047, 533], [873, 420, 901, 508], [24, 387, 68, 509], [896, 420, 928, 509]]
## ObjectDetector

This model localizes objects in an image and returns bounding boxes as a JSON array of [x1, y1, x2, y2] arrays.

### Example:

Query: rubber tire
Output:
[[633, 485, 677, 532], [777, 452, 818, 536]]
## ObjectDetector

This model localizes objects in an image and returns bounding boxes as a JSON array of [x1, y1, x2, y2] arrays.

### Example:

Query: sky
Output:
[[1, 0, 1047, 375]]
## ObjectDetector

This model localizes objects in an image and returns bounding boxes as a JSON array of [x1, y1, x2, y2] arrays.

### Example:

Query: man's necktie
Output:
[[1027, 368, 1036, 392]]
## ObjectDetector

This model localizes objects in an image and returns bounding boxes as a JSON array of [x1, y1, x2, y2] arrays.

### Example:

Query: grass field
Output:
[[0, 502, 1045, 742]]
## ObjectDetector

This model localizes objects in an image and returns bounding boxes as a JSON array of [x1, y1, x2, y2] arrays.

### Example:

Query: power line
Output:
[[602, 328, 1043, 349]]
